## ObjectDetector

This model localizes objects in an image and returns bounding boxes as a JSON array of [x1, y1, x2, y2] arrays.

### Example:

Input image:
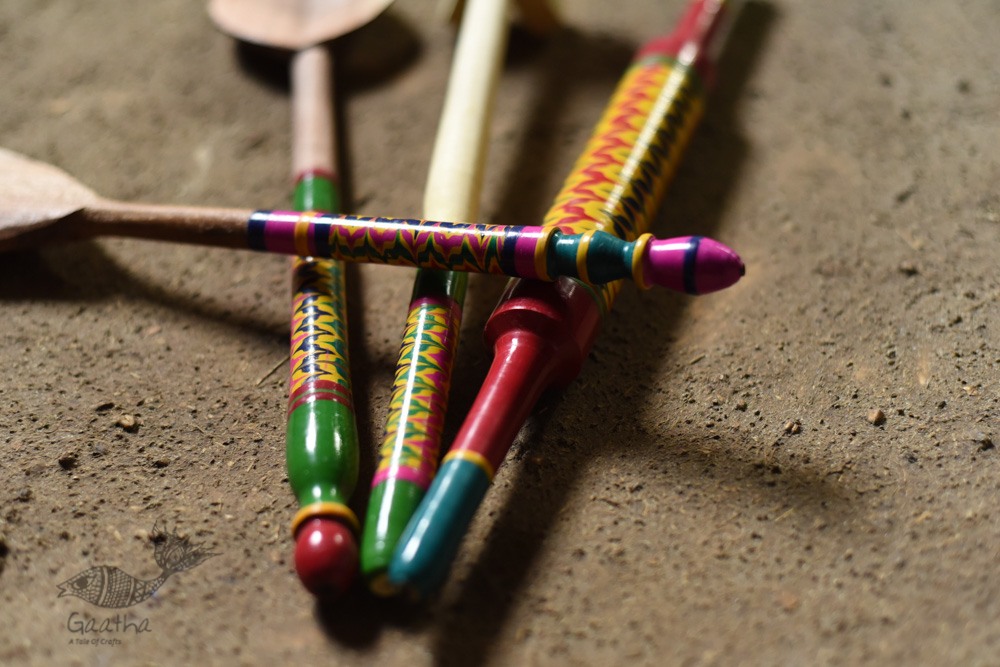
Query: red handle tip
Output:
[[294, 517, 358, 597], [634, 0, 727, 83]]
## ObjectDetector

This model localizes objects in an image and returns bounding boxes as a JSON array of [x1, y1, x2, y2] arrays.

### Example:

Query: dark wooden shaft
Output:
[[70, 199, 252, 249]]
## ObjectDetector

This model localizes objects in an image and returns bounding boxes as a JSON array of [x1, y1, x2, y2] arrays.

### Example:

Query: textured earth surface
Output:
[[1, 1, 997, 665]]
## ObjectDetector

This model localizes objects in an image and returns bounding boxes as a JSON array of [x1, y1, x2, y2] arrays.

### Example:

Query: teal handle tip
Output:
[[388, 458, 492, 598]]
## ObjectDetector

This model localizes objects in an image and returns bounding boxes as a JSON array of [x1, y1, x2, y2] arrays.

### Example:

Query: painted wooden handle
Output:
[[246, 211, 743, 293], [360, 0, 512, 595], [285, 45, 361, 598], [388, 0, 737, 598]]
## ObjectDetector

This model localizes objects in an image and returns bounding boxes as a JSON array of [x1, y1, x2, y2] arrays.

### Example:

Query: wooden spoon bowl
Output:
[[208, 0, 395, 50]]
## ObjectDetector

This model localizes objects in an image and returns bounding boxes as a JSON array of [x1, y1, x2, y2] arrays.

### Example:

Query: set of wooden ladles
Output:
[[9, 0, 744, 600]]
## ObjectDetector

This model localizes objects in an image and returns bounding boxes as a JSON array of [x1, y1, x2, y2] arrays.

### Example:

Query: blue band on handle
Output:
[[247, 210, 272, 251], [312, 214, 332, 259], [682, 235, 702, 294]]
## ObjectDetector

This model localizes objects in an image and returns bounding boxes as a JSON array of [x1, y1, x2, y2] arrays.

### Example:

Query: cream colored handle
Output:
[[423, 0, 510, 222]]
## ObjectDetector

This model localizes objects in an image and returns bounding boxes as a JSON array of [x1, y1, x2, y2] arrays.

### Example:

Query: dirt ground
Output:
[[1, 1, 998, 665]]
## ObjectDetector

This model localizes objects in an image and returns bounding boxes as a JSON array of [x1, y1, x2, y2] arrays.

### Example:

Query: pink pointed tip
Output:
[[294, 518, 358, 597], [644, 236, 744, 294], [693, 237, 745, 294]]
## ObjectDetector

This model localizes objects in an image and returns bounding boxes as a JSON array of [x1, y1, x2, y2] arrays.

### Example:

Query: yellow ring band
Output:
[[631, 233, 654, 290], [442, 449, 496, 482], [576, 230, 597, 284], [533, 226, 559, 281], [294, 211, 316, 257], [290, 501, 360, 537]]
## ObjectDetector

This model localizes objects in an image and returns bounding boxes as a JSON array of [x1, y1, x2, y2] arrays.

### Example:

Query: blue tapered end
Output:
[[388, 458, 492, 599]]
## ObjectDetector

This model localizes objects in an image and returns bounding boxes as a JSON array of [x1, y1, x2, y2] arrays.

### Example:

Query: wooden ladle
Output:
[[0, 146, 252, 252], [209, 0, 394, 51], [209, 0, 393, 599]]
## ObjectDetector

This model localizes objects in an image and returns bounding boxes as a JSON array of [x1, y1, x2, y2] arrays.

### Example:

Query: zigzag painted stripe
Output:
[[373, 295, 463, 489], [257, 214, 532, 277], [542, 55, 705, 313], [288, 257, 353, 411]]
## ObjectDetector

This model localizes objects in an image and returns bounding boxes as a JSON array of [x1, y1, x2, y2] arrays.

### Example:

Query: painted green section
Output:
[[360, 477, 424, 590], [286, 399, 358, 507], [285, 174, 359, 529], [294, 173, 340, 213], [359, 266, 467, 590], [411, 267, 468, 305]]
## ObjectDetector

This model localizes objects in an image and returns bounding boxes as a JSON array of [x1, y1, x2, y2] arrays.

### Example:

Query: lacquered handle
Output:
[[246, 211, 742, 292], [285, 46, 361, 598], [387, 0, 738, 599]]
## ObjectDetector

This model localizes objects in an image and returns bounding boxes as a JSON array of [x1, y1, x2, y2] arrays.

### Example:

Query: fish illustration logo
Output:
[[57, 524, 216, 608]]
